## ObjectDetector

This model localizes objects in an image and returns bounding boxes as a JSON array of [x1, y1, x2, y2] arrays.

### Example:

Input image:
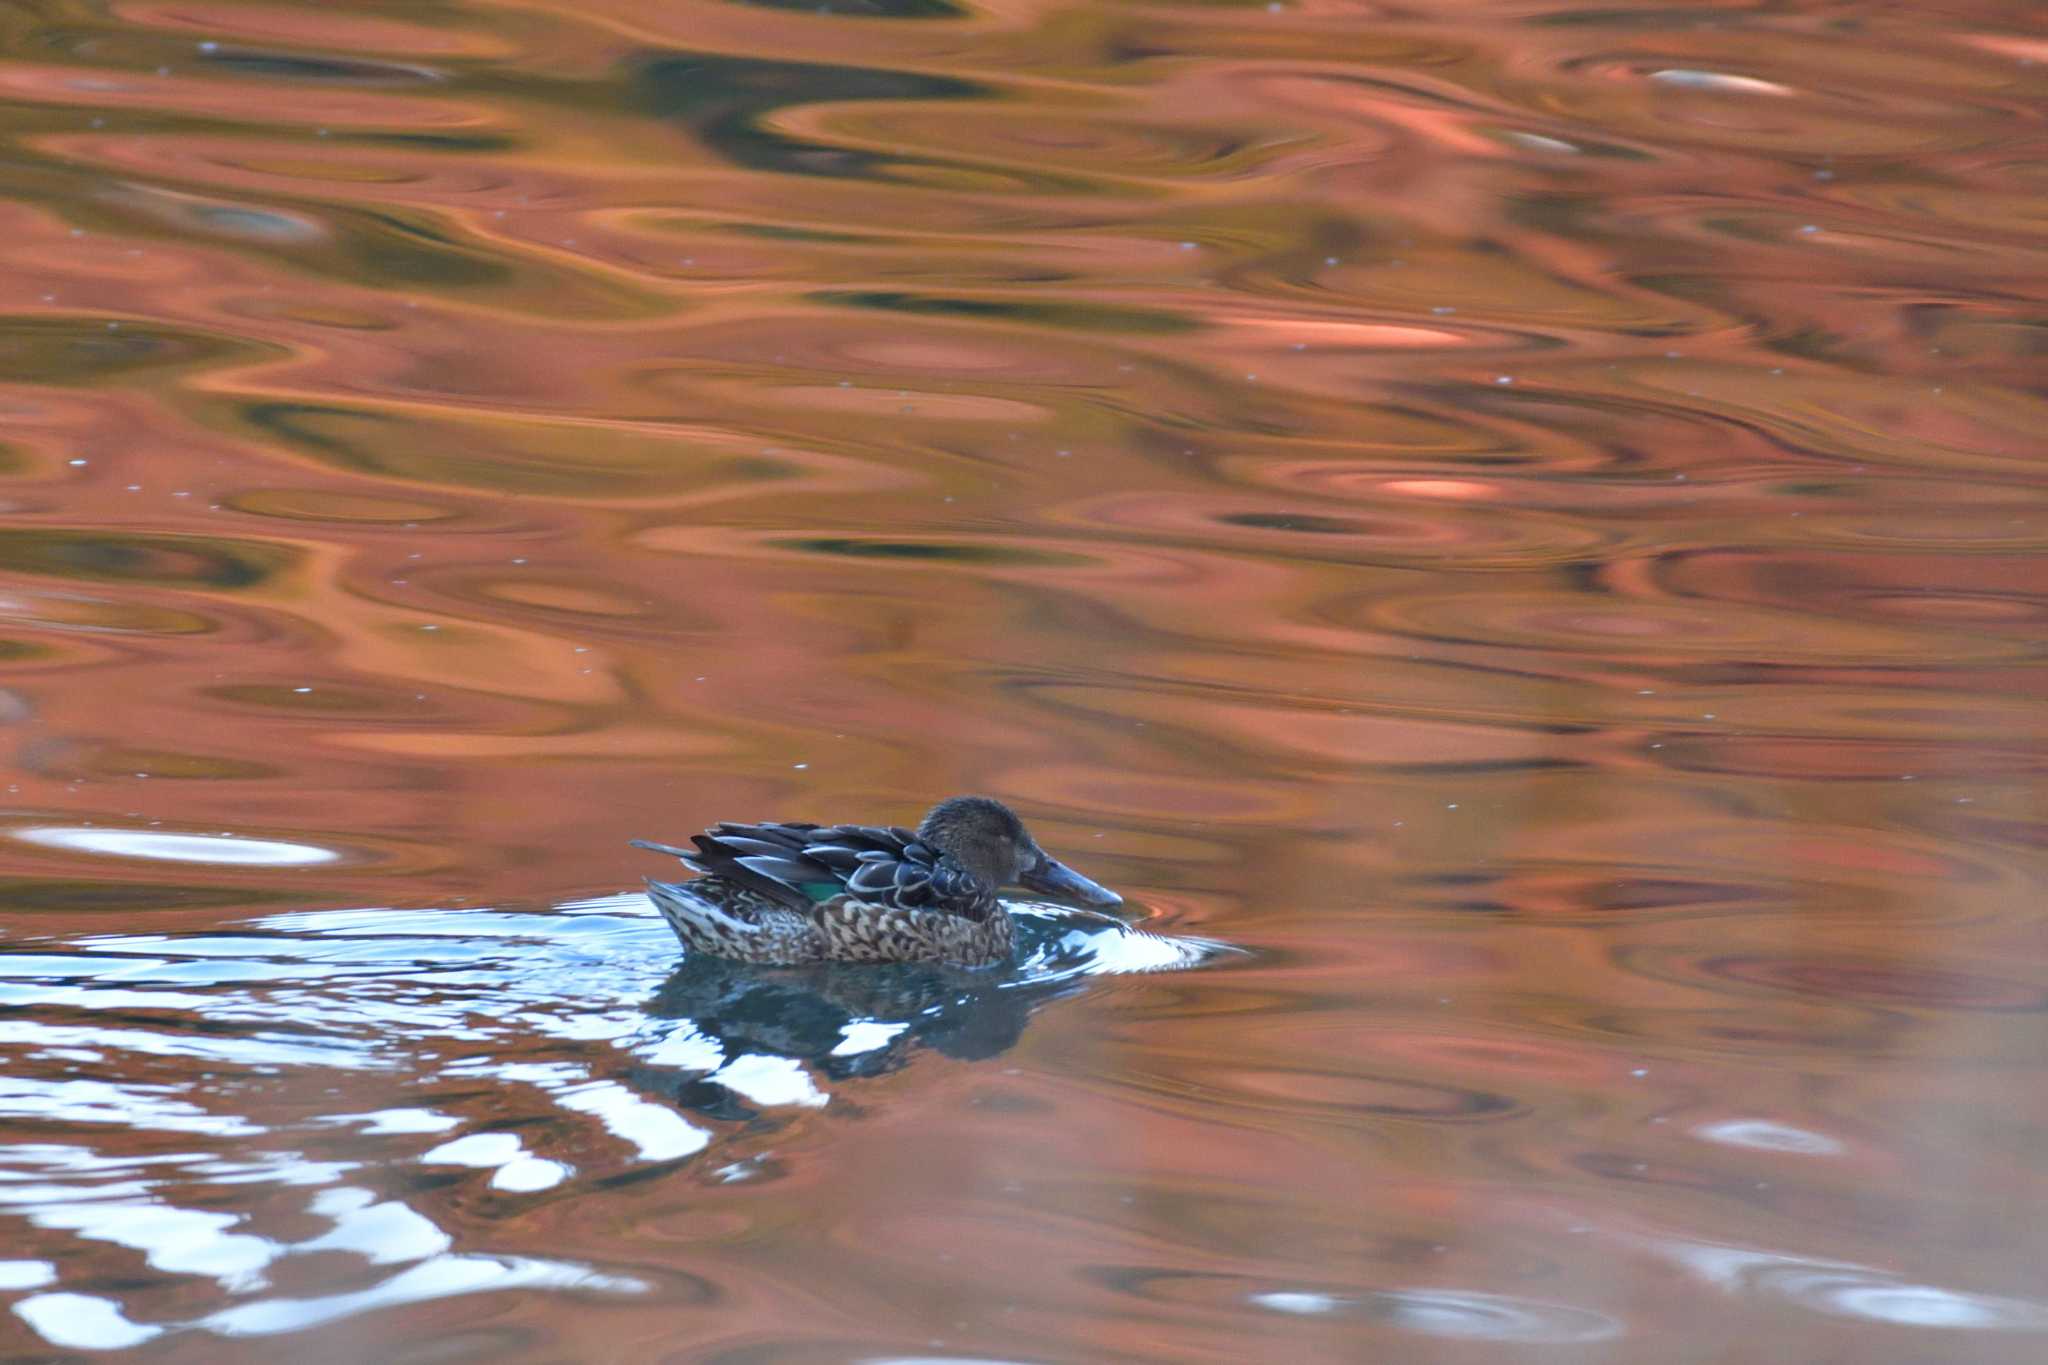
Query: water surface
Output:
[[0, 0, 2043, 1359]]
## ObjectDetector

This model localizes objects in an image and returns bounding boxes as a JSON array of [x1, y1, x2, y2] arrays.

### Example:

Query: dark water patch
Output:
[[31, 743, 279, 782], [239, 404, 723, 497], [341, 209, 510, 288], [198, 51, 446, 86], [729, 0, 963, 15], [1217, 511, 1371, 535], [812, 289, 1196, 334], [771, 536, 1090, 566], [0, 317, 264, 385], [201, 683, 431, 716], [634, 53, 984, 180], [222, 488, 463, 525], [0, 530, 294, 590], [0, 879, 294, 914]]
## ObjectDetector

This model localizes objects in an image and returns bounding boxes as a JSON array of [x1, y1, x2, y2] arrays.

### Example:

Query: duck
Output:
[[632, 795, 1122, 966]]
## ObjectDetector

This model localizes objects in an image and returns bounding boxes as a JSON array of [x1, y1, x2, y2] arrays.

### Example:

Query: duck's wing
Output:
[[817, 825, 999, 921], [636, 821, 997, 920]]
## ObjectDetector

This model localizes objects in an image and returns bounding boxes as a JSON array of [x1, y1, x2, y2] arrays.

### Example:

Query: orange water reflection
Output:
[[0, 0, 2044, 1358]]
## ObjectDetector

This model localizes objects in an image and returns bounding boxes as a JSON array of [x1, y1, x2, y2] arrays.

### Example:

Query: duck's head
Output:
[[918, 796, 1123, 909]]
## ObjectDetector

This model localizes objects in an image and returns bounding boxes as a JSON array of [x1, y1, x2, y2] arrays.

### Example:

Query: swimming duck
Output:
[[632, 795, 1122, 966]]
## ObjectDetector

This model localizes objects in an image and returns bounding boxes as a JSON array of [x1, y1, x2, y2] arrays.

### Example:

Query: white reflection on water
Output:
[[315, 1107, 461, 1136], [0, 1140, 641, 1349], [195, 1255, 644, 1338], [0, 895, 1224, 1349], [1694, 1118, 1845, 1156], [834, 1019, 911, 1056], [296, 1189, 450, 1264], [419, 1132, 574, 1192], [555, 1079, 710, 1161], [715, 1053, 830, 1109], [1251, 1290, 1343, 1314], [1250, 1286, 1623, 1343], [14, 1292, 162, 1350], [0, 1260, 56, 1290], [1660, 1239, 2048, 1332], [12, 827, 340, 866]]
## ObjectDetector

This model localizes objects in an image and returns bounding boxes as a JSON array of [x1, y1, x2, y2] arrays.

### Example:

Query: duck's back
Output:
[[677, 820, 1000, 921]]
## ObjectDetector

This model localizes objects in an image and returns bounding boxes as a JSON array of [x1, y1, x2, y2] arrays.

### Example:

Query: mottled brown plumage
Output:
[[633, 796, 1121, 966]]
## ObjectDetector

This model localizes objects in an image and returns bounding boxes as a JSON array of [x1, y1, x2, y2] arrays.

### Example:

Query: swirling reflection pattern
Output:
[[0, 0, 2043, 1358]]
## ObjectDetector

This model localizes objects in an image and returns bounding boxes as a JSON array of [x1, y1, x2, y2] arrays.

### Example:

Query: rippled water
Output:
[[0, 0, 2044, 1359]]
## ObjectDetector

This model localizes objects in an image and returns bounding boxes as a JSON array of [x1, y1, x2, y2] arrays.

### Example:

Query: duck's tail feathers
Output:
[[644, 877, 775, 953], [630, 837, 702, 865]]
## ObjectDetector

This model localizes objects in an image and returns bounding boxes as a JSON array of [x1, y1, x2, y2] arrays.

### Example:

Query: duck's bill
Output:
[[1022, 855, 1123, 908]]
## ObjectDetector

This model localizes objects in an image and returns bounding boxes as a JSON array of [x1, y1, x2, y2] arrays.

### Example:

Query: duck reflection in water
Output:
[[638, 919, 1097, 1108], [627, 899, 1232, 1126]]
